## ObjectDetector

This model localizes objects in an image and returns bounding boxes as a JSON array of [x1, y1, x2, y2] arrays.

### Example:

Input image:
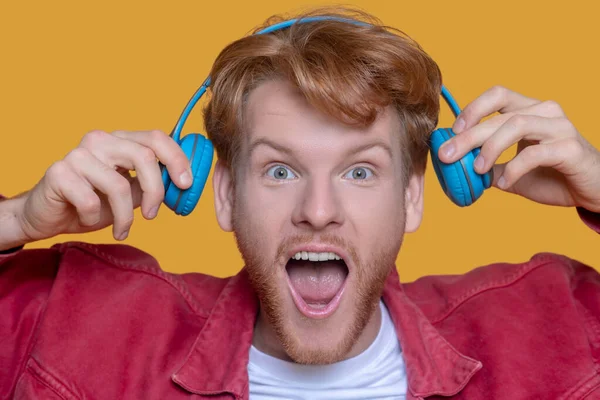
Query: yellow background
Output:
[[1, 1, 598, 282]]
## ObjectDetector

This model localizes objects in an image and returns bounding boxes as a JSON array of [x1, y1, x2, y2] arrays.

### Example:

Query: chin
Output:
[[238, 229, 398, 365], [261, 264, 382, 365], [280, 292, 376, 365]]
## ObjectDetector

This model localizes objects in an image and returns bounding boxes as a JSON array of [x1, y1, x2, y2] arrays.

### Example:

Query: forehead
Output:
[[243, 79, 403, 153]]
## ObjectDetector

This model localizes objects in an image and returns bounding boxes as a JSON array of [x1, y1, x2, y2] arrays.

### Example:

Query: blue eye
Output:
[[344, 167, 373, 180], [266, 165, 297, 180]]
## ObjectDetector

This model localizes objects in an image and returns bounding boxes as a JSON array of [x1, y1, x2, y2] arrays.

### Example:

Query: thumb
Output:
[[490, 163, 515, 193]]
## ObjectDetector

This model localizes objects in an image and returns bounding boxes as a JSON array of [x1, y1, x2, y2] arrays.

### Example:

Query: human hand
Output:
[[15, 130, 192, 243], [438, 85, 600, 213]]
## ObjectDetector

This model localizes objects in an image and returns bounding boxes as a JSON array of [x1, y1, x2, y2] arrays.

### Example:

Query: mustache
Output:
[[275, 233, 360, 267]]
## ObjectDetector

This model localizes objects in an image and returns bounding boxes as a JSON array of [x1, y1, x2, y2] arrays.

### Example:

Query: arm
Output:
[[0, 193, 29, 253]]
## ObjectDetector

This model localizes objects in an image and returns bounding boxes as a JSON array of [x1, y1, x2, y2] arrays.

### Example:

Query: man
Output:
[[1, 7, 599, 400]]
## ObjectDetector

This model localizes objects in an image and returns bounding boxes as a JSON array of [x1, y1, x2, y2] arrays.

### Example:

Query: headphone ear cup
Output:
[[429, 128, 491, 207], [162, 134, 214, 216]]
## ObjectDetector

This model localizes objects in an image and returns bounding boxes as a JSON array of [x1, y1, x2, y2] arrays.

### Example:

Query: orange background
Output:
[[1, 1, 598, 282]]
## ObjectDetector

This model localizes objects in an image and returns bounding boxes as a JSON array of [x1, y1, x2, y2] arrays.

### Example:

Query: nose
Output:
[[292, 176, 344, 231]]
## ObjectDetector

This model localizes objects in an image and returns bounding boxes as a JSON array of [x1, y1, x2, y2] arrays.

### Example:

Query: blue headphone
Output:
[[162, 16, 492, 216]]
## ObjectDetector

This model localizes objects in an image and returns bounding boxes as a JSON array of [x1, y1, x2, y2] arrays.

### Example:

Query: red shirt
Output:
[[1, 208, 599, 400]]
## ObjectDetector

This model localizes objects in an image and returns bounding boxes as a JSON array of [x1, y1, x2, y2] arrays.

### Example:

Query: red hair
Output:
[[203, 7, 442, 179]]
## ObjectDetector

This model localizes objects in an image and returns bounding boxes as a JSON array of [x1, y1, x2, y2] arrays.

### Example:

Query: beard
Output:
[[232, 201, 405, 365]]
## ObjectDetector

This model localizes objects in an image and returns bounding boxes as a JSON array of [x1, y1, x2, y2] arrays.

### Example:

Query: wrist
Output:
[[0, 194, 30, 251]]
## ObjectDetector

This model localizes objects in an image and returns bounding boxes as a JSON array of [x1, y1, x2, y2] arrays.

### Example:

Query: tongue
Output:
[[287, 260, 348, 304]]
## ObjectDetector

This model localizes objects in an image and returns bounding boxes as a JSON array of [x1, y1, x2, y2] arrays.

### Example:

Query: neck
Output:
[[252, 300, 382, 363]]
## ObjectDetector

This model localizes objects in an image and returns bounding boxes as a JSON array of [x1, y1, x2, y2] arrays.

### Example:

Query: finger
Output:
[[92, 175, 145, 230], [80, 132, 165, 219], [111, 130, 193, 189], [492, 141, 572, 191], [440, 101, 571, 164], [474, 116, 576, 174], [64, 148, 135, 240], [45, 161, 102, 227], [452, 85, 541, 134]]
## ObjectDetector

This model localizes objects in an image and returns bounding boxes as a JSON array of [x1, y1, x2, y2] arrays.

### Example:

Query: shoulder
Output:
[[6, 241, 236, 396], [403, 252, 596, 323], [4, 241, 232, 319]]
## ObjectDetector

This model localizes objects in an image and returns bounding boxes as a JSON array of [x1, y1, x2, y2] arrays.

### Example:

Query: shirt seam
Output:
[[430, 254, 562, 324], [24, 356, 80, 400], [171, 273, 247, 399], [9, 250, 60, 399], [557, 370, 600, 400], [55, 241, 210, 319]]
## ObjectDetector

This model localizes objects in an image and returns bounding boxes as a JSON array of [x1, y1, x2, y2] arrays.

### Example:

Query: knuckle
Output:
[[174, 153, 190, 169], [81, 130, 108, 147], [491, 85, 508, 100], [121, 213, 135, 226], [138, 146, 157, 164], [149, 130, 167, 146], [65, 147, 90, 164], [113, 177, 132, 197], [79, 195, 101, 214], [507, 114, 528, 130], [458, 106, 472, 122], [45, 160, 69, 181], [150, 129, 165, 138], [458, 133, 475, 150], [147, 185, 165, 201], [522, 144, 542, 159], [480, 139, 498, 158], [540, 100, 564, 117], [562, 137, 583, 157], [559, 117, 577, 136]]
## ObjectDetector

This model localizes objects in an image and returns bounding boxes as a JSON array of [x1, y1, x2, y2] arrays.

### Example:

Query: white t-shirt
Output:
[[248, 300, 408, 399]]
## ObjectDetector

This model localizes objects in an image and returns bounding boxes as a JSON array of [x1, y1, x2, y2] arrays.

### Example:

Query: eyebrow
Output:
[[249, 137, 295, 157], [248, 137, 393, 160]]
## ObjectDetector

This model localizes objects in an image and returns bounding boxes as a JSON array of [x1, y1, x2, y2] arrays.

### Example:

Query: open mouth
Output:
[[285, 250, 349, 319]]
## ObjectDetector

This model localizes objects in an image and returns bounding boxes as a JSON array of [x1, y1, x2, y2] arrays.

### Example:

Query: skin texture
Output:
[[440, 86, 600, 213], [2, 74, 598, 367], [213, 79, 425, 364]]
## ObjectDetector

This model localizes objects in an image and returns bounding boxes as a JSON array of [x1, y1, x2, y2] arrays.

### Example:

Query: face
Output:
[[213, 79, 424, 365]]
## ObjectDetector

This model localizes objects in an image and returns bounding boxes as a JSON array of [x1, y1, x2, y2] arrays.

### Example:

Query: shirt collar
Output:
[[171, 268, 259, 398], [172, 267, 482, 398], [381, 268, 482, 397]]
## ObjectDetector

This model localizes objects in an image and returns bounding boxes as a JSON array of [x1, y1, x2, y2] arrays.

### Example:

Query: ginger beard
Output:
[[232, 199, 406, 365]]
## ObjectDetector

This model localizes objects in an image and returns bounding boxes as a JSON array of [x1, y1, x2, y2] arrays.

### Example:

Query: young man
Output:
[[1, 7, 599, 400]]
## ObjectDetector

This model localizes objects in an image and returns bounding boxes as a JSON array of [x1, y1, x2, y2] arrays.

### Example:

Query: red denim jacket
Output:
[[1, 207, 600, 400]]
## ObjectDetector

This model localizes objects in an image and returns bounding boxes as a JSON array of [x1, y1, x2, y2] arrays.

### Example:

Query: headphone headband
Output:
[[162, 14, 492, 215], [170, 16, 461, 143]]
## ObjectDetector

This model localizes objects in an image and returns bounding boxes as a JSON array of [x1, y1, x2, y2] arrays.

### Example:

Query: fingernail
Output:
[[179, 169, 192, 186], [148, 206, 158, 219], [454, 117, 466, 133], [497, 176, 506, 189], [441, 141, 456, 159], [119, 230, 129, 240], [474, 155, 485, 172]]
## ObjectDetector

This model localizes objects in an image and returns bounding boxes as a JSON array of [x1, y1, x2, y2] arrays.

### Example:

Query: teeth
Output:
[[292, 251, 342, 261]]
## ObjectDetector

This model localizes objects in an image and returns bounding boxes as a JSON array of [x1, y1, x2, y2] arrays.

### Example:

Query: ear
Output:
[[404, 173, 424, 233], [212, 159, 234, 232]]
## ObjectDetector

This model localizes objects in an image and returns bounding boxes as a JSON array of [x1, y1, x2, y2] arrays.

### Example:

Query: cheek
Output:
[[234, 183, 295, 245], [343, 185, 405, 236]]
